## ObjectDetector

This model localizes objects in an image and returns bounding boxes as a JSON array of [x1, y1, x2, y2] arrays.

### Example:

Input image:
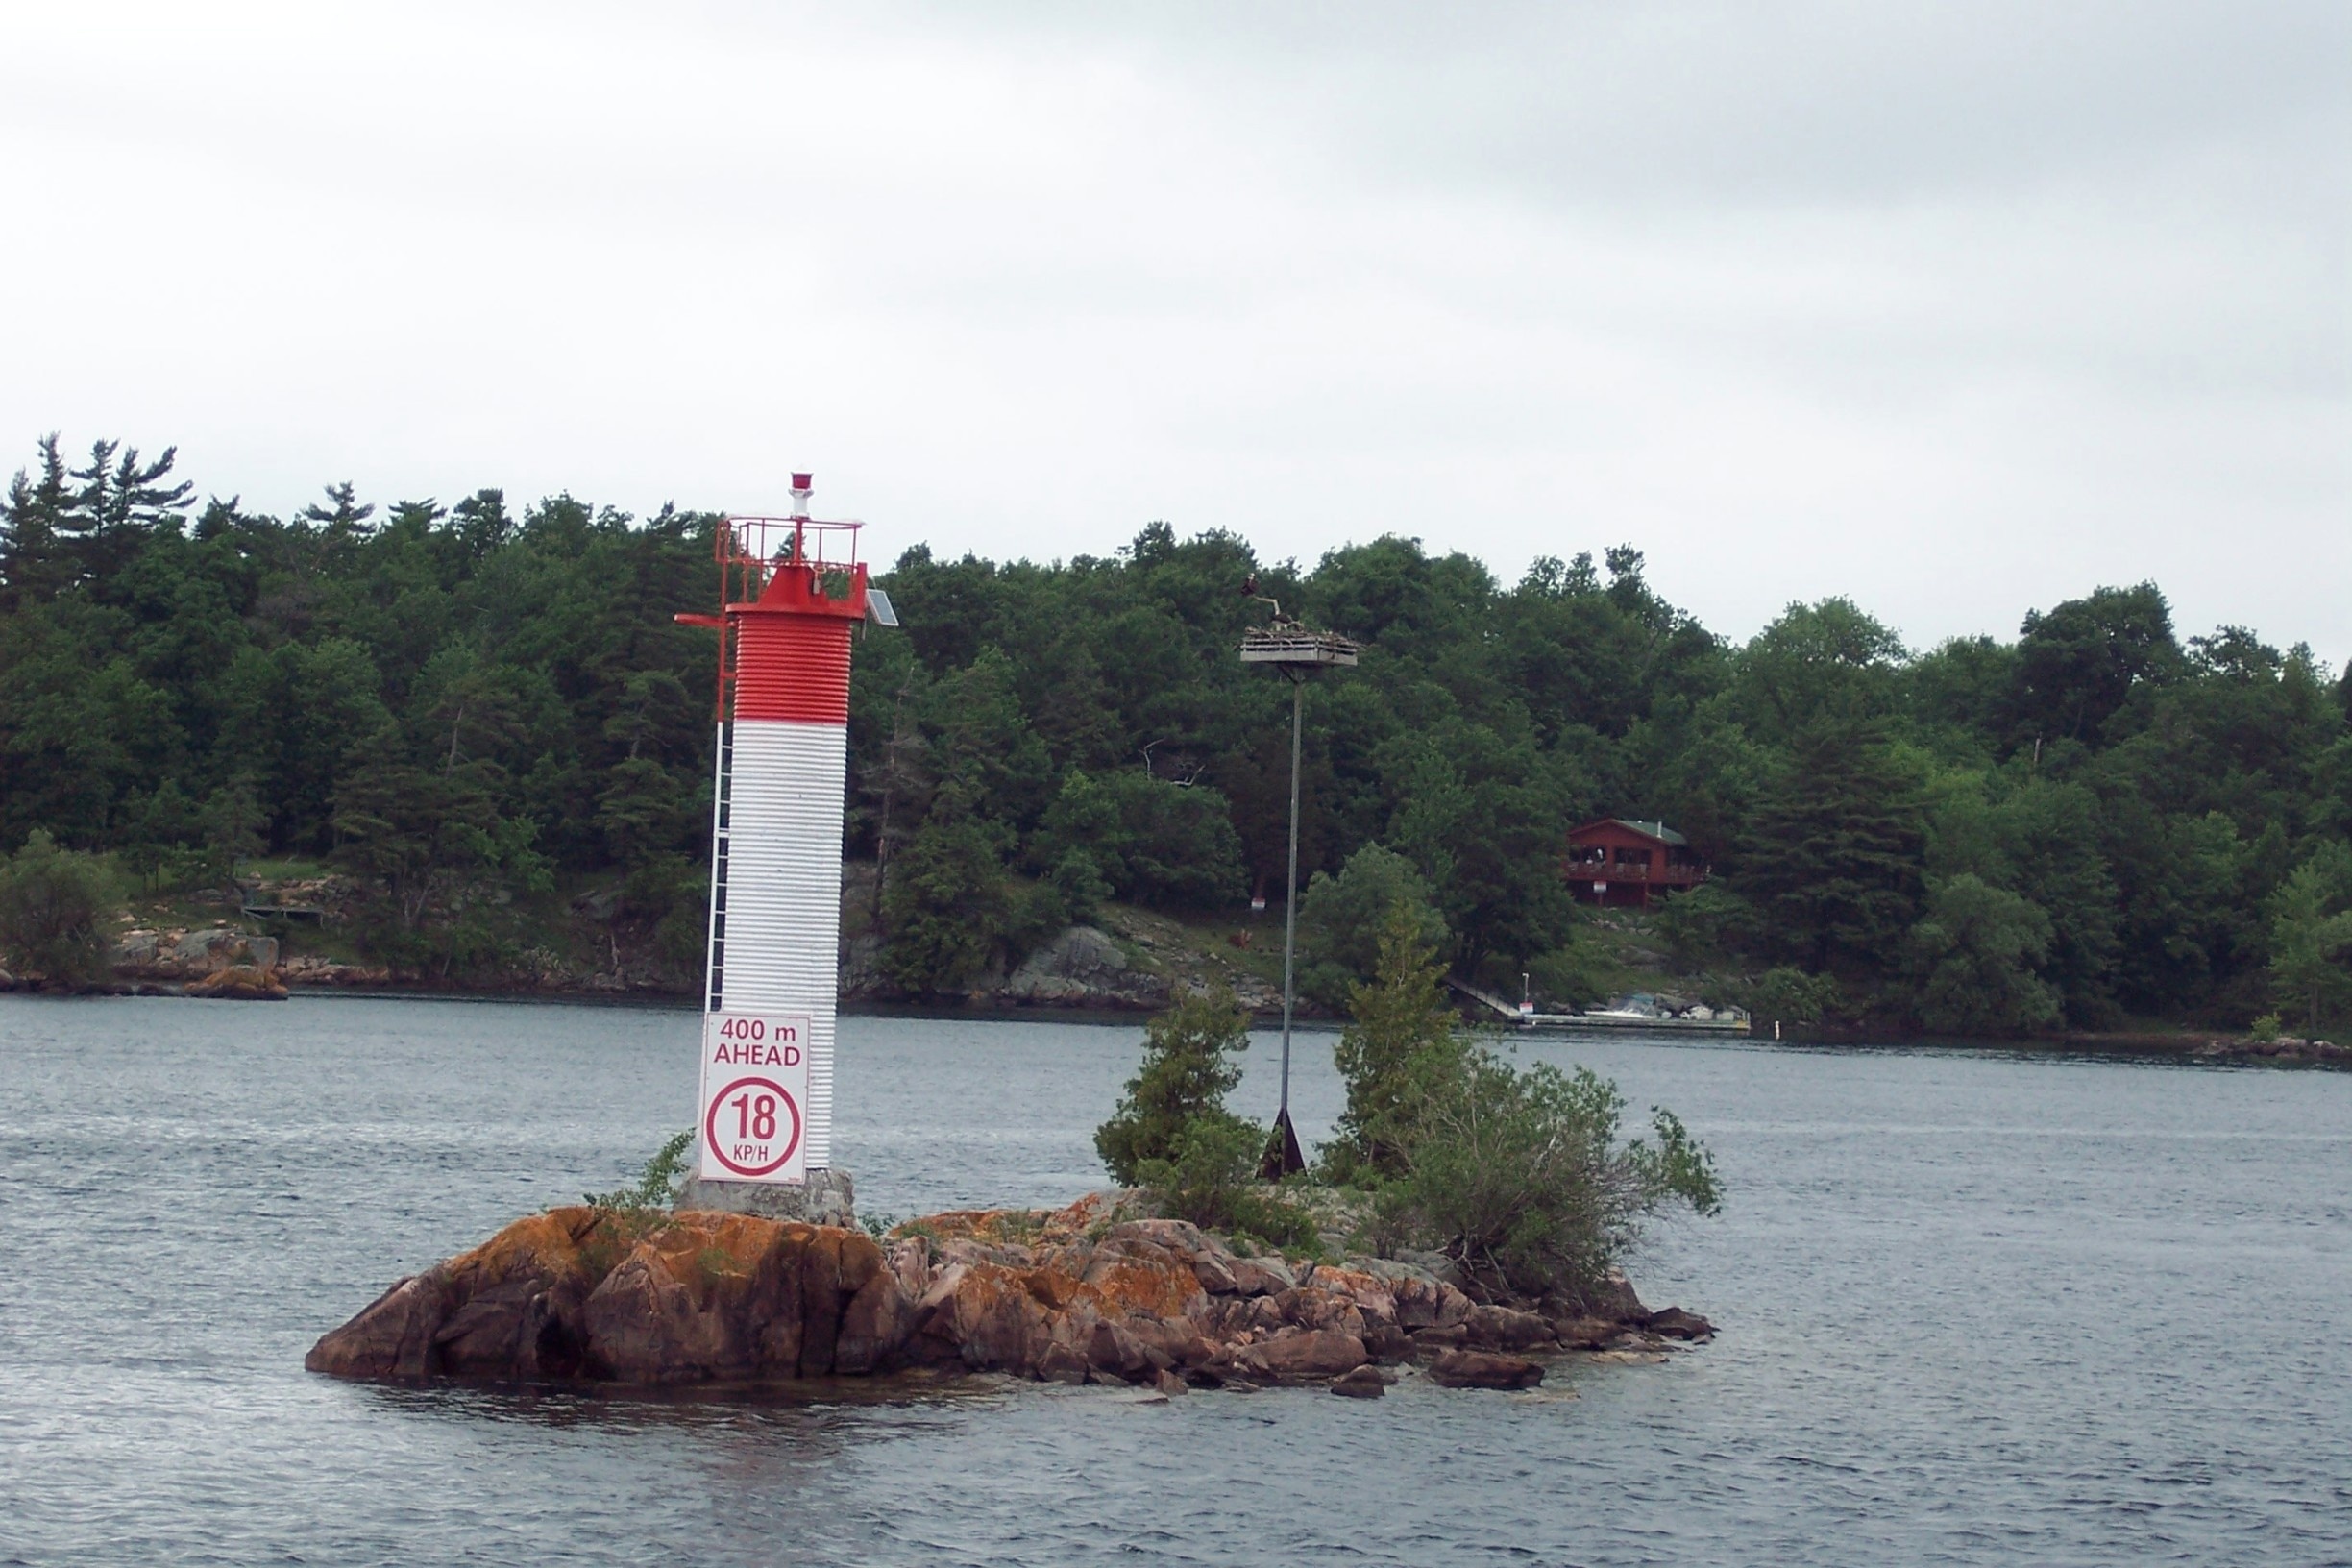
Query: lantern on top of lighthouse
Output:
[[675, 474, 896, 1188]]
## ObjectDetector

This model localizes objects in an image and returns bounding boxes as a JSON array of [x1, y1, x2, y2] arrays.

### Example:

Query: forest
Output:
[[4, 433, 2349, 1036]]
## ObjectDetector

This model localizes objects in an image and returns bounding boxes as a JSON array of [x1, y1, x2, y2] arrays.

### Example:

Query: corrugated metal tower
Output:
[[676, 475, 894, 1188]]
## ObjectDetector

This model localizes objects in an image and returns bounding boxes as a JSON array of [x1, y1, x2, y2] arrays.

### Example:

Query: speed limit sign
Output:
[[698, 1013, 812, 1183]]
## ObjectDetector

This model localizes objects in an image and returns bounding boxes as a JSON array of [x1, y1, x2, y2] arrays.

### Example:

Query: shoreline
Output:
[[12, 978, 2342, 1067]]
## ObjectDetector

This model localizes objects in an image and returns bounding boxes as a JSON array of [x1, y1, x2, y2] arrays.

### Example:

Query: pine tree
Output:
[[1743, 718, 1927, 971]]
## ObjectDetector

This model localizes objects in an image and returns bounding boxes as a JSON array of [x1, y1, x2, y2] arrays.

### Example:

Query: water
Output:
[[2, 994, 2347, 1566]]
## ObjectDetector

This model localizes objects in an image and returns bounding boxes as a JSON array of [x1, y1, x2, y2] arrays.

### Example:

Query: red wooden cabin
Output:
[[1564, 818, 1708, 907]]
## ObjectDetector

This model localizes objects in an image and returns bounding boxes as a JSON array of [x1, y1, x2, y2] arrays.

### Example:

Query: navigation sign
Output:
[[697, 1012, 812, 1183]]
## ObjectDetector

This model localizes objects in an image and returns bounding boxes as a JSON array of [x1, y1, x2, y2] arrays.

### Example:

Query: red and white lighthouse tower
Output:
[[676, 475, 893, 1191]]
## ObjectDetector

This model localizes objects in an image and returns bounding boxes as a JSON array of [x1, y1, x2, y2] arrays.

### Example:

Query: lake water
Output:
[[1, 994, 2347, 1566]]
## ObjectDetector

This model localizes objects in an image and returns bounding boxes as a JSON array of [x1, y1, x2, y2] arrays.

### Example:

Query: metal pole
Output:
[[1280, 673, 1303, 1120]]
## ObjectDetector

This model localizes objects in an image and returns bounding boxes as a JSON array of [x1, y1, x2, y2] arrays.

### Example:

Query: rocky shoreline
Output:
[[306, 1192, 1712, 1398]]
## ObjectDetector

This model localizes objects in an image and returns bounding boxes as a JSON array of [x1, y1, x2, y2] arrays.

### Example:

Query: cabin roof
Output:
[[1569, 817, 1690, 847]]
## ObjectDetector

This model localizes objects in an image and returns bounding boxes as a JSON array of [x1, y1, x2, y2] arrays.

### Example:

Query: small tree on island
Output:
[[1321, 899, 1457, 1183], [1095, 982, 1254, 1184], [1094, 983, 1317, 1250], [1327, 899, 1724, 1306]]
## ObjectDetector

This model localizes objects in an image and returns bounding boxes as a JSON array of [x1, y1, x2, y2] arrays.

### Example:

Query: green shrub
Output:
[[1095, 983, 1251, 1184], [0, 830, 121, 988], [1377, 1039, 1720, 1305], [1747, 965, 1842, 1026], [584, 1129, 694, 1212], [2249, 1012, 2283, 1044], [1135, 1115, 1318, 1253], [1527, 935, 1609, 1010]]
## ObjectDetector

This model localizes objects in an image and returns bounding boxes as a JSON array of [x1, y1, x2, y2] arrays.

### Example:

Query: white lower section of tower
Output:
[[703, 718, 845, 1172]]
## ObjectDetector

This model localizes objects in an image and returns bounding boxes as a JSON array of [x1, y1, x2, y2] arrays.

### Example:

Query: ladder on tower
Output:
[[705, 723, 734, 1014]]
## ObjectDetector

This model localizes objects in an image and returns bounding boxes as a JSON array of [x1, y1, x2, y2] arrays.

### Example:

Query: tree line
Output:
[[3, 433, 2348, 1032]]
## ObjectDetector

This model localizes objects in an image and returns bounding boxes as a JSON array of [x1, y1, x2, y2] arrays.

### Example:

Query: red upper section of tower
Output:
[[675, 502, 870, 726]]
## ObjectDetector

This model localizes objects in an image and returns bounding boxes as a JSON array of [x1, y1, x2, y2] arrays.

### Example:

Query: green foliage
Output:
[[1375, 1039, 1721, 1304], [880, 812, 1021, 993], [1651, 881, 1758, 968], [1323, 902, 1458, 1182], [1526, 934, 1610, 1010], [1295, 844, 1448, 1010], [2266, 844, 2352, 1034], [1133, 1116, 1319, 1251], [1908, 874, 2063, 1037], [1035, 768, 1245, 910], [1, 436, 2342, 1027], [1742, 717, 1927, 970], [0, 830, 121, 986], [1746, 966, 1843, 1027], [584, 1129, 694, 1212], [2249, 1012, 2282, 1043], [1094, 983, 1253, 1185]]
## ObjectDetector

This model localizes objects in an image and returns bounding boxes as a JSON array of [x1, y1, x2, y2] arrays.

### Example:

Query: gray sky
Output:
[[4, 1, 2345, 662]]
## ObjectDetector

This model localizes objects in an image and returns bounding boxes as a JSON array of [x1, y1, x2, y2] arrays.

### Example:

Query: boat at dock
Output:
[[1446, 978, 1751, 1034]]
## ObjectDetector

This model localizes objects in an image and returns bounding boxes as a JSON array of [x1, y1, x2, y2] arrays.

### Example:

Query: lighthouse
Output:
[[675, 475, 894, 1205]]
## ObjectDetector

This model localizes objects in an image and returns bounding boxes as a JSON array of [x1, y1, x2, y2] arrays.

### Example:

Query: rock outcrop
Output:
[[185, 964, 289, 1000], [113, 928, 280, 980], [1001, 927, 1171, 1009], [307, 1194, 1707, 1395]]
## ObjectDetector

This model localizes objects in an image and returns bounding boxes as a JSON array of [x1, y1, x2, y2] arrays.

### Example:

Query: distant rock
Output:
[[185, 964, 288, 1000], [113, 927, 280, 981], [1001, 926, 1171, 1008]]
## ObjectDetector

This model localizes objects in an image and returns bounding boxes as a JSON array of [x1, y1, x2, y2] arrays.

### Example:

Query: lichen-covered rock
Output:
[[917, 1261, 1054, 1373], [308, 1210, 900, 1384], [306, 1207, 622, 1378], [1223, 1255, 1297, 1297], [309, 1192, 1701, 1395], [1000, 925, 1171, 1007], [581, 1213, 809, 1382]]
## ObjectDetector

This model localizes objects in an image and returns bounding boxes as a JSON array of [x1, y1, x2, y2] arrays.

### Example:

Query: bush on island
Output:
[[1336, 902, 1723, 1306], [0, 830, 121, 989], [1374, 1038, 1720, 1304], [1133, 1116, 1318, 1253], [1096, 982, 1317, 1247]]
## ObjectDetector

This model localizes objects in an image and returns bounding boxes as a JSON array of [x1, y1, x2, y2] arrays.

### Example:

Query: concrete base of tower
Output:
[[674, 1166, 855, 1229]]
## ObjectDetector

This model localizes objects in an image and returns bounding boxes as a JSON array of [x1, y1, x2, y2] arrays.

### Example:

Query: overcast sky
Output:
[[4, 1, 2345, 662]]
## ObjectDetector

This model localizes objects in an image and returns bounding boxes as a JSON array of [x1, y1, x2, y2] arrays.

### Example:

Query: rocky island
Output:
[[306, 1192, 1710, 1397]]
